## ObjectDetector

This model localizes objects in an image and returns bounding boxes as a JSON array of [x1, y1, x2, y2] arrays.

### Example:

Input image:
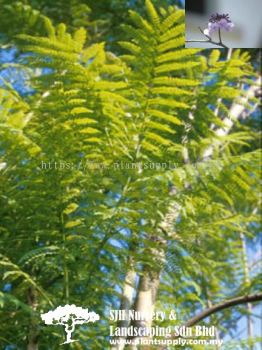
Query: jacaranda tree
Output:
[[0, 1, 261, 349]]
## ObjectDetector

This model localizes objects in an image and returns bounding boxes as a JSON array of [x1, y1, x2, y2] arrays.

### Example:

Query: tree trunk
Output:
[[27, 287, 39, 350], [134, 270, 160, 326], [111, 262, 136, 350], [127, 235, 166, 350], [127, 269, 161, 350]]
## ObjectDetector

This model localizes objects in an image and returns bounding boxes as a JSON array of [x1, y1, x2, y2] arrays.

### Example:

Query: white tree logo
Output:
[[41, 304, 100, 344]]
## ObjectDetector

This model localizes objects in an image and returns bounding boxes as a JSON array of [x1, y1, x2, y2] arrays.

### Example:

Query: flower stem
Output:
[[185, 27, 228, 49], [218, 28, 222, 44], [185, 39, 228, 49]]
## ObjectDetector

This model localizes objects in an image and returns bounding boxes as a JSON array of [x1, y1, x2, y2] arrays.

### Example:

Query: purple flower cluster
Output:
[[204, 13, 234, 36]]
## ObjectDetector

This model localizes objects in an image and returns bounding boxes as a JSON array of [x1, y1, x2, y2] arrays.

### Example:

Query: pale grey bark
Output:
[[203, 76, 261, 159], [111, 263, 137, 350], [127, 236, 166, 350], [128, 269, 162, 350]]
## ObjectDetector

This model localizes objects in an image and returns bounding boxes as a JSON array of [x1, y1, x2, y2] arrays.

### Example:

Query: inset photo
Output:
[[185, 0, 262, 48]]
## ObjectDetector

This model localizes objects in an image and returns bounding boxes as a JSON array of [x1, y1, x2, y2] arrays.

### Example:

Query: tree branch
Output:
[[170, 294, 262, 341], [183, 293, 262, 328], [203, 76, 261, 158]]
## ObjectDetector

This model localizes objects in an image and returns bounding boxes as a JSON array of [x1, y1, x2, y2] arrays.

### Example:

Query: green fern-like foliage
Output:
[[118, 4, 201, 162], [0, 1, 261, 349], [17, 20, 131, 163]]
